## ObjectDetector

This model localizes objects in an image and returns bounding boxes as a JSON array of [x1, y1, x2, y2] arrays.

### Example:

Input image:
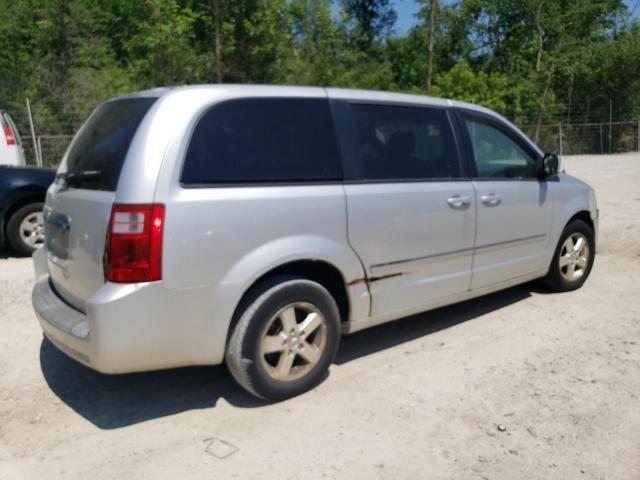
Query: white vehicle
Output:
[[0, 111, 26, 166], [32, 86, 598, 400]]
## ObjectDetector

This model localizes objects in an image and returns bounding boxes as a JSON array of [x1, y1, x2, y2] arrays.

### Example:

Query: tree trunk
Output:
[[213, 0, 222, 83], [535, 1, 545, 72], [425, 0, 437, 94], [534, 74, 552, 143]]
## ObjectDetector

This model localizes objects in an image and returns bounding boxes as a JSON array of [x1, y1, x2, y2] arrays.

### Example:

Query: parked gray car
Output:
[[32, 86, 598, 400]]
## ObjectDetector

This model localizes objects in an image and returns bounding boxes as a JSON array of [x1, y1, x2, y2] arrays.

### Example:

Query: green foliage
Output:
[[1, 0, 639, 147], [431, 60, 511, 111], [340, 0, 397, 50], [124, 0, 206, 86]]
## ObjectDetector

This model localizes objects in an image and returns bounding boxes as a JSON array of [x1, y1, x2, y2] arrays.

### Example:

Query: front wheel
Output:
[[543, 219, 595, 291], [226, 276, 341, 401]]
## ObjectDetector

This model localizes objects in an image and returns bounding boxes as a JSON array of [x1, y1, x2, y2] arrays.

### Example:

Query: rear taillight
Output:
[[3, 127, 15, 146], [104, 204, 164, 283]]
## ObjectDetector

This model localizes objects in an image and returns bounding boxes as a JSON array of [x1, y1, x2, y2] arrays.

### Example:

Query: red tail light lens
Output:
[[104, 204, 164, 283], [3, 127, 15, 146]]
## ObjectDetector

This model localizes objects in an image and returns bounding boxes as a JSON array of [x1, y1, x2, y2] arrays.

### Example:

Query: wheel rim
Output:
[[259, 302, 327, 382], [19, 212, 45, 249], [559, 232, 590, 282]]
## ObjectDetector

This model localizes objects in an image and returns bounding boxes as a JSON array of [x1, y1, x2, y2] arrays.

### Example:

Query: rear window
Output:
[[63, 98, 157, 191], [181, 98, 342, 184]]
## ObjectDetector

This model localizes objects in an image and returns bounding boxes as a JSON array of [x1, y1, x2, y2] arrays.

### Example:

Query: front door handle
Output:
[[447, 195, 471, 209], [480, 193, 502, 207]]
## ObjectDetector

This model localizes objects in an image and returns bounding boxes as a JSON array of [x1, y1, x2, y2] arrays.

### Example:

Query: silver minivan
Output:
[[32, 86, 598, 400]]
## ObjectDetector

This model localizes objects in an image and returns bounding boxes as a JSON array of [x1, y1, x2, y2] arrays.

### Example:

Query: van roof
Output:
[[112, 84, 496, 117]]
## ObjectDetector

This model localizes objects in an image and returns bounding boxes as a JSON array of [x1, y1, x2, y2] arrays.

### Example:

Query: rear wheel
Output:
[[226, 276, 341, 401], [543, 219, 595, 291], [6, 202, 45, 256]]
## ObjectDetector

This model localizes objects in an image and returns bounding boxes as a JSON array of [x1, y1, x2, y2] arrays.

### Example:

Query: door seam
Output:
[[341, 183, 373, 316], [468, 180, 479, 292]]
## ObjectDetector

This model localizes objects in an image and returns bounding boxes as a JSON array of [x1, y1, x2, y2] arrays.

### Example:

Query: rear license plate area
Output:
[[44, 210, 70, 260]]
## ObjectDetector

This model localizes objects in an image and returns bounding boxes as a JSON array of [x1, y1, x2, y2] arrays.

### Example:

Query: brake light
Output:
[[3, 127, 15, 146], [104, 204, 164, 283]]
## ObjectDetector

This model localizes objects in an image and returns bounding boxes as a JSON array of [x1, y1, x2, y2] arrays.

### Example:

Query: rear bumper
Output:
[[33, 276, 92, 366], [32, 248, 228, 374]]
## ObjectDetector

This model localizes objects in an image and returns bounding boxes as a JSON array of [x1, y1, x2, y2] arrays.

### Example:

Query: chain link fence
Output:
[[520, 121, 640, 155], [20, 121, 640, 168], [22, 134, 73, 168]]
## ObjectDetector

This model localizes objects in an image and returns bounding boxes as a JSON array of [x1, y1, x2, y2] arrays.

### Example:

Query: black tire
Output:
[[543, 219, 595, 291], [6, 202, 44, 256], [226, 276, 341, 401]]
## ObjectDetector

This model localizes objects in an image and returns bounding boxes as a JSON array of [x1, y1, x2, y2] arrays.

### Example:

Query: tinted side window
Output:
[[349, 104, 460, 181], [182, 98, 341, 184], [64, 98, 157, 191], [464, 119, 537, 179]]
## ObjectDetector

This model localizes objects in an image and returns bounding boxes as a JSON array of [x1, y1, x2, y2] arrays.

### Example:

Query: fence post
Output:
[[558, 124, 563, 156], [599, 124, 604, 154], [637, 121, 639, 153], [36, 137, 44, 167], [608, 99, 613, 154], [26, 98, 42, 167]]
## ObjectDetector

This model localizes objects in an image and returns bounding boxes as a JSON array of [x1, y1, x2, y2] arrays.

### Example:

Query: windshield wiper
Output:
[[63, 169, 102, 186]]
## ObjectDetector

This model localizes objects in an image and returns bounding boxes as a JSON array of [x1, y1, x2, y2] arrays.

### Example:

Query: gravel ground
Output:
[[1, 154, 639, 480]]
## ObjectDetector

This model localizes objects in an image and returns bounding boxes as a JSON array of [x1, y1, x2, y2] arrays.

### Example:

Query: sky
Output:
[[393, 0, 421, 34], [390, 0, 640, 35]]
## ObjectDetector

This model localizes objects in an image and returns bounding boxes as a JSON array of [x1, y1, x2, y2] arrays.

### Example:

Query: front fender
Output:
[[546, 180, 597, 261]]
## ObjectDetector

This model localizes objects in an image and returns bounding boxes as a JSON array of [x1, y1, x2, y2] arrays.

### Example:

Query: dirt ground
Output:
[[1, 154, 639, 480]]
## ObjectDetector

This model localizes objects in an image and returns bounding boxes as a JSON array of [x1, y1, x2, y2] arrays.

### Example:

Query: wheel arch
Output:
[[229, 259, 350, 335], [566, 210, 594, 234], [221, 245, 371, 351]]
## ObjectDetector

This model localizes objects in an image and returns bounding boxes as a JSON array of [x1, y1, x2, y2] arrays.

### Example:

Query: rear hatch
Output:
[[45, 97, 157, 311]]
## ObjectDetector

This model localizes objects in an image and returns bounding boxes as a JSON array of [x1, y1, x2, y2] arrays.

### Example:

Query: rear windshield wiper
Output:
[[62, 169, 102, 186]]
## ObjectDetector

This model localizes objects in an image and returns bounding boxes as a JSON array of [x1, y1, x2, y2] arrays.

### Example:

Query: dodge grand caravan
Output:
[[32, 86, 598, 400]]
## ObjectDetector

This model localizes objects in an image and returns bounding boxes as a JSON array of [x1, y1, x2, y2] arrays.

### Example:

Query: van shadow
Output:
[[335, 282, 551, 364], [39, 340, 267, 429], [40, 281, 553, 430]]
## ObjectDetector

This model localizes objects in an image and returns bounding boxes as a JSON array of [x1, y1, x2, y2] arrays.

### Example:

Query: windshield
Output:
[[63, 97, 157, 191]]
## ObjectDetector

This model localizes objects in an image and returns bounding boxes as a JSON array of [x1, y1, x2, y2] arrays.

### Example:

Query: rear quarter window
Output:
[[181, 98, 342, 184], [63, 98, 157, 191]]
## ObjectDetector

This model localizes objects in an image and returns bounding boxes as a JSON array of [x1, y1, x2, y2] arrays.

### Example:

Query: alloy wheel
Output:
[[19, 212, 45, 249], [259, 302, 327, 382], [559, 232, 590, 282]]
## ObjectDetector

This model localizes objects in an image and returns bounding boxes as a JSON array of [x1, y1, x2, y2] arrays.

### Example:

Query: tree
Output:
[[340, 0, 397, 51], [431, 60, 512, 111], [422, 0, 438, 94], [2, 0, 640, 163], [287, 0, 342, 84], [125, 0, 204, 86]]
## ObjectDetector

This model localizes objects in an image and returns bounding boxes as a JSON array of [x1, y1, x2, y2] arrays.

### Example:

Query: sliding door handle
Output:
[[480, 193, 501, 206], [447, 195, 471, 209]]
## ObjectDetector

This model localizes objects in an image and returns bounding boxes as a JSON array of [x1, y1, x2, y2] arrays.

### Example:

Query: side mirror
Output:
[[538, 153, 559, 178]]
